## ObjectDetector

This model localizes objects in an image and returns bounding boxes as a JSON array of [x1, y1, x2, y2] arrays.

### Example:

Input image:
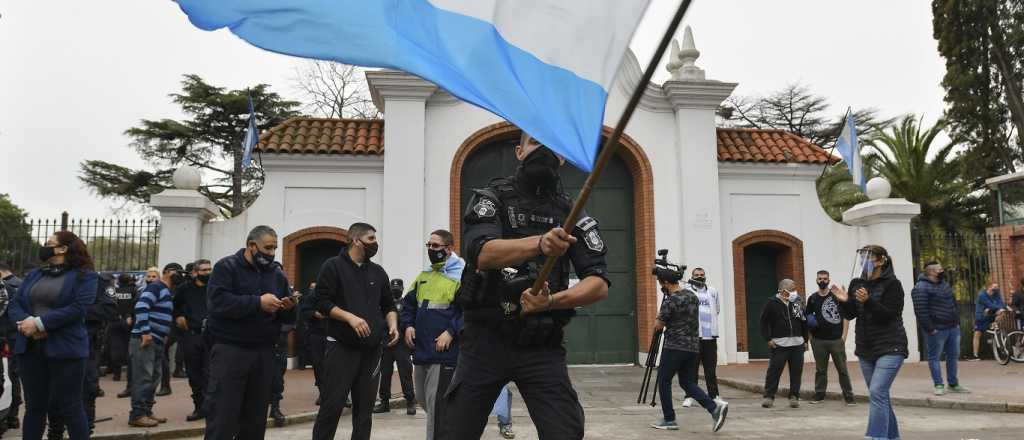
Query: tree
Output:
[[291, 61, 380, 118], [864, 116, 987, 231], [79, 75, 301, 217], [0, 194, 36, 273], [816, 163, 871, 222], [933, 0, 1024, 184], [721, 83, 894, 149]]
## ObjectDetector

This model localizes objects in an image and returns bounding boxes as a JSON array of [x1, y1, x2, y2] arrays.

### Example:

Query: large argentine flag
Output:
[[175, 0, 652, 172], [834, 113, 864, 192]]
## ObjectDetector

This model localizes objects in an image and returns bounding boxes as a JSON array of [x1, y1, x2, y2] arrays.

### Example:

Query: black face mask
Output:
[[428, 248, 447, 264], [817, 281, 829, 289], [250, 247, 276, 271], [196, 274, 211, 284], [38, 245, 57, 263], [516, 147, 561, 196], [690, 276, 707, 287], [171, 273, 186, 287], [360, 240, 378, 259], [937, 271, 946, 282]]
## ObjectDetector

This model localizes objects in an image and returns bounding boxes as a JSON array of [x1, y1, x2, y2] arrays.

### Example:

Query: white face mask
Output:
[[787, 290, 799, 302]]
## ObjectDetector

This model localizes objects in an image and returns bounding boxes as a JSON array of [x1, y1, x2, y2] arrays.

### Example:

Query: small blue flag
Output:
[[241, 96, 258, 170], [834, 113, 864, 192]]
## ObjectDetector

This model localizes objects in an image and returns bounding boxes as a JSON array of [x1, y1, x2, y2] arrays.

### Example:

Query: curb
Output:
[[713, 376, 1021, 414], [90, 395, 414, 440]]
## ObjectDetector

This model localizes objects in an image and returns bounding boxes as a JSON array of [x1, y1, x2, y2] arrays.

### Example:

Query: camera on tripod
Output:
[[652, 249, 686, 284]]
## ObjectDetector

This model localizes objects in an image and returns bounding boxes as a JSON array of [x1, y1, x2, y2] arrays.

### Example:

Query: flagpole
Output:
[[528, 0, 694, 297], [818, 106, 852, 179]]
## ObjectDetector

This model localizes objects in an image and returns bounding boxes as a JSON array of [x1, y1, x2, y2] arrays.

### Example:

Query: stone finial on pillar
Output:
[[670, 26, 705, 81], [666, 39, 683, 76], [150, 166, 218, 267]]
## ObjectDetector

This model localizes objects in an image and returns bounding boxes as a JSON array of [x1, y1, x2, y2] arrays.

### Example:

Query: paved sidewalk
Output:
[[715, 358, 1024, 412]]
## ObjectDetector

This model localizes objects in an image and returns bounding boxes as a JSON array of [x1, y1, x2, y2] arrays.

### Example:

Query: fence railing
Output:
[[912, 229, 1009, 359], [0, 212, 159, 275]]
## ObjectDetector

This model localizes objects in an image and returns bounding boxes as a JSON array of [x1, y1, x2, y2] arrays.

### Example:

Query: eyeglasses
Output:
[[425, 242, 447, 250]]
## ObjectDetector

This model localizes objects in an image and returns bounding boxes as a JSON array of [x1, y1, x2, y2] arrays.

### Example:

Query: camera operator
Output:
[[649, 253, 728, 432]]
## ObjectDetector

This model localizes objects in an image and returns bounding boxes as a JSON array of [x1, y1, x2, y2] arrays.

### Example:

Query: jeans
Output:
[[859, 354, 904, 440], [764, 345, 804, 399], [491, 384, 512, 426], [18, 343, 89, 440], [657, 348, 716, 422], [925, 327, 960, 386], [811, 337, 854, 397], [129, 337, 163, 421]]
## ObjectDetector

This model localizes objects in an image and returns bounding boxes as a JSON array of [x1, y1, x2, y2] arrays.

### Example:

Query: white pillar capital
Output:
[[662, 80, 737, 111], [842, 198, 921, 226], [151, 189, 218, 267], [366, 70, 438, 112]]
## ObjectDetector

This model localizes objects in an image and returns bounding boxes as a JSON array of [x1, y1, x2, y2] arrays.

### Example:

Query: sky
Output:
[[0, 0, 945, 219]]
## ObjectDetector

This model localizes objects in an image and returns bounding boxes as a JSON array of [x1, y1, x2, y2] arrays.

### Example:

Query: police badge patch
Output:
[[473, 198, 496, 218], [584, 230, 605, 252]]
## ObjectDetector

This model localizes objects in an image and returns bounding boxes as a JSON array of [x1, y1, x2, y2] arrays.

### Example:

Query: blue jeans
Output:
[[18, 342, 89, 440], [657, 348, 716, 422], [859, 354, 904, 440], [925, 327, 960, 386], [491, 384, 512, 426]]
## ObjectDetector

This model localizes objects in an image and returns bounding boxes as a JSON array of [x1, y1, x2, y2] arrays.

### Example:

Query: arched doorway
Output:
[[450, 122, 656, 364], [732, 230, 805, 360]]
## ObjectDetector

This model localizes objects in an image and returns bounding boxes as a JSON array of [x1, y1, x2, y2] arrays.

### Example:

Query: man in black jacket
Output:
[[759, 279, 808, 409], [204, 226, 297, 440], [0, 262, 23, 434], [312, 222, 399, 440], [173, 259, 212, 422], [300, 283, 328, 405]]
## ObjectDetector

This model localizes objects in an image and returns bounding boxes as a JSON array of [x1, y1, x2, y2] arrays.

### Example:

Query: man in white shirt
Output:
[[681, 268, 724, 407]]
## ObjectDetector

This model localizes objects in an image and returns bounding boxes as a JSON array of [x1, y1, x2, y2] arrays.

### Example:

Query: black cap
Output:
[[163, 263, 184, 273]]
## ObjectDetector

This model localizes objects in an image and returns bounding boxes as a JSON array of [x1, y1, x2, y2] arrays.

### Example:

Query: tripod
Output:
[[637, 330, 663, 406]]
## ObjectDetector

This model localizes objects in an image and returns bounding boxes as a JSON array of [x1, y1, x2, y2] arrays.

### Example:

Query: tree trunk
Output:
[[232, 146, 244, 217], [989, 22, 1024, 152]]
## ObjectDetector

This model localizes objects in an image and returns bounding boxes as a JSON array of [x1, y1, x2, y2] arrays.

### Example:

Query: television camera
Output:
[[652, 249, 686, 284]]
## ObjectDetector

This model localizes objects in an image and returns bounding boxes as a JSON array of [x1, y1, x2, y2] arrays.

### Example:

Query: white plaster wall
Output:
[[200, 155, 385, 267], [718, 163, 860, 363]]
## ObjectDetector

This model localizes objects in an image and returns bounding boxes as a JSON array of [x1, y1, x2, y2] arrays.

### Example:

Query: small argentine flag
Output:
[[835, 113, 864, 192], [241, 96, 258, 170]]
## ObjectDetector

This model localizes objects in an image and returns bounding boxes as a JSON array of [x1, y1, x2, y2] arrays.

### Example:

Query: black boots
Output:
[[156, 385, 172, 397], [406, 399, 417, 416], [372, 400, 390, 414], [270, 403, 286, 427]]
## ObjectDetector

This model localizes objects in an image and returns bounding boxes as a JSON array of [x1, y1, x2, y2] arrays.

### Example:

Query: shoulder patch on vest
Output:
[[584, 229, 605, 252], [576, 216, 598, 232], [473, 198, 497, 218]]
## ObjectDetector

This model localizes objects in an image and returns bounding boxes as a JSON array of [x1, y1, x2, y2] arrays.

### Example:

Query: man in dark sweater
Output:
[[204, 226, 297, 440], [911, 261, 968, 395], [172, 258, 212, 421], [312, 222, 399, 440], [806, 270, 854, 405], [759, 279, 808, 409]]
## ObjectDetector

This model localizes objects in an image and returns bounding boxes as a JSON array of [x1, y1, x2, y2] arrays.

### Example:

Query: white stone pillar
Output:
[[366, 71, 437, 282], [150, 166, 218, 267], [662, 83, 736, 365], [843, 195, 922, 362]]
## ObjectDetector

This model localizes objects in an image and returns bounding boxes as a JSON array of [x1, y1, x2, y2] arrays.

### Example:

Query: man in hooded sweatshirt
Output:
[[401, 229, 465, 440], [759, 279, 808, 409]]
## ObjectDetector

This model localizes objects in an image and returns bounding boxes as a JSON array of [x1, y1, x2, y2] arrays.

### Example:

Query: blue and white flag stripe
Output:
[[241, 96, 258, 170], [835, 113, 863, 192], [175, 0, 652, 172]]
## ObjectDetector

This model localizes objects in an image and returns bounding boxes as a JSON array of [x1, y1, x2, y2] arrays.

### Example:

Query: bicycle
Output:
[[987, 311, 1024, 365]]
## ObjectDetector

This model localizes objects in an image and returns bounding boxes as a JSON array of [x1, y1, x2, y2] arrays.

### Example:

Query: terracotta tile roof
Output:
[[256, 118, 383, 155], [716, 128, 838, 164]]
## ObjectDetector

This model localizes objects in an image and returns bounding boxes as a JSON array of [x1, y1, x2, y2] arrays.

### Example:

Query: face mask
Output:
[[937, 271, 946, 282], [251, 246, 275, 271], [691, 276, 707, 287], [516, 147, 561, 196], [196, 274, 211, 284], [428, 248, 447, 264], [171, 273, 186, 287], [38, 245, 56, 263], [788, 290, 799, 301], [360, 239, 378, 259], [817, 281, 829, 289]]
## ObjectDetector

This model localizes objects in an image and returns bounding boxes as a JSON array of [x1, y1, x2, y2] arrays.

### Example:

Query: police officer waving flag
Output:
[[445, 132, 610, 439]]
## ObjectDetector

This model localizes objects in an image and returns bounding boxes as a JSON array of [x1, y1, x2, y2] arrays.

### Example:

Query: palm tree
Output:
[[863, 115, 986, 231], [816, 162, 870, 222]]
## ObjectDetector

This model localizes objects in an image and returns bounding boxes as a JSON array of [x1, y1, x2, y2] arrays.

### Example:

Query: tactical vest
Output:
[[461, 177, 576, 334], [113, 284, 137, 319]]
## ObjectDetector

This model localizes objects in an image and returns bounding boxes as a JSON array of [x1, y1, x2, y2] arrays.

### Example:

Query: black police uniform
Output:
[[108, 278, 137, 383], [0, 274, 23, 432], [270, 316, 295, 423], [299, 288, 327, 398], [443, 175, 610, 440], [172, 279, 211, 417]]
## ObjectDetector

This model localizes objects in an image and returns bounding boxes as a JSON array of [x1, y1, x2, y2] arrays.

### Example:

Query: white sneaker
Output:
[[714, 397, 728, 406], [681, 397, 695, 408]]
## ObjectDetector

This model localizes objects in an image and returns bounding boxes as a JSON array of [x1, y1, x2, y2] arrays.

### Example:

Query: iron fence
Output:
[[911, 229, 1010, 359], [0, 212, 159, 275]]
